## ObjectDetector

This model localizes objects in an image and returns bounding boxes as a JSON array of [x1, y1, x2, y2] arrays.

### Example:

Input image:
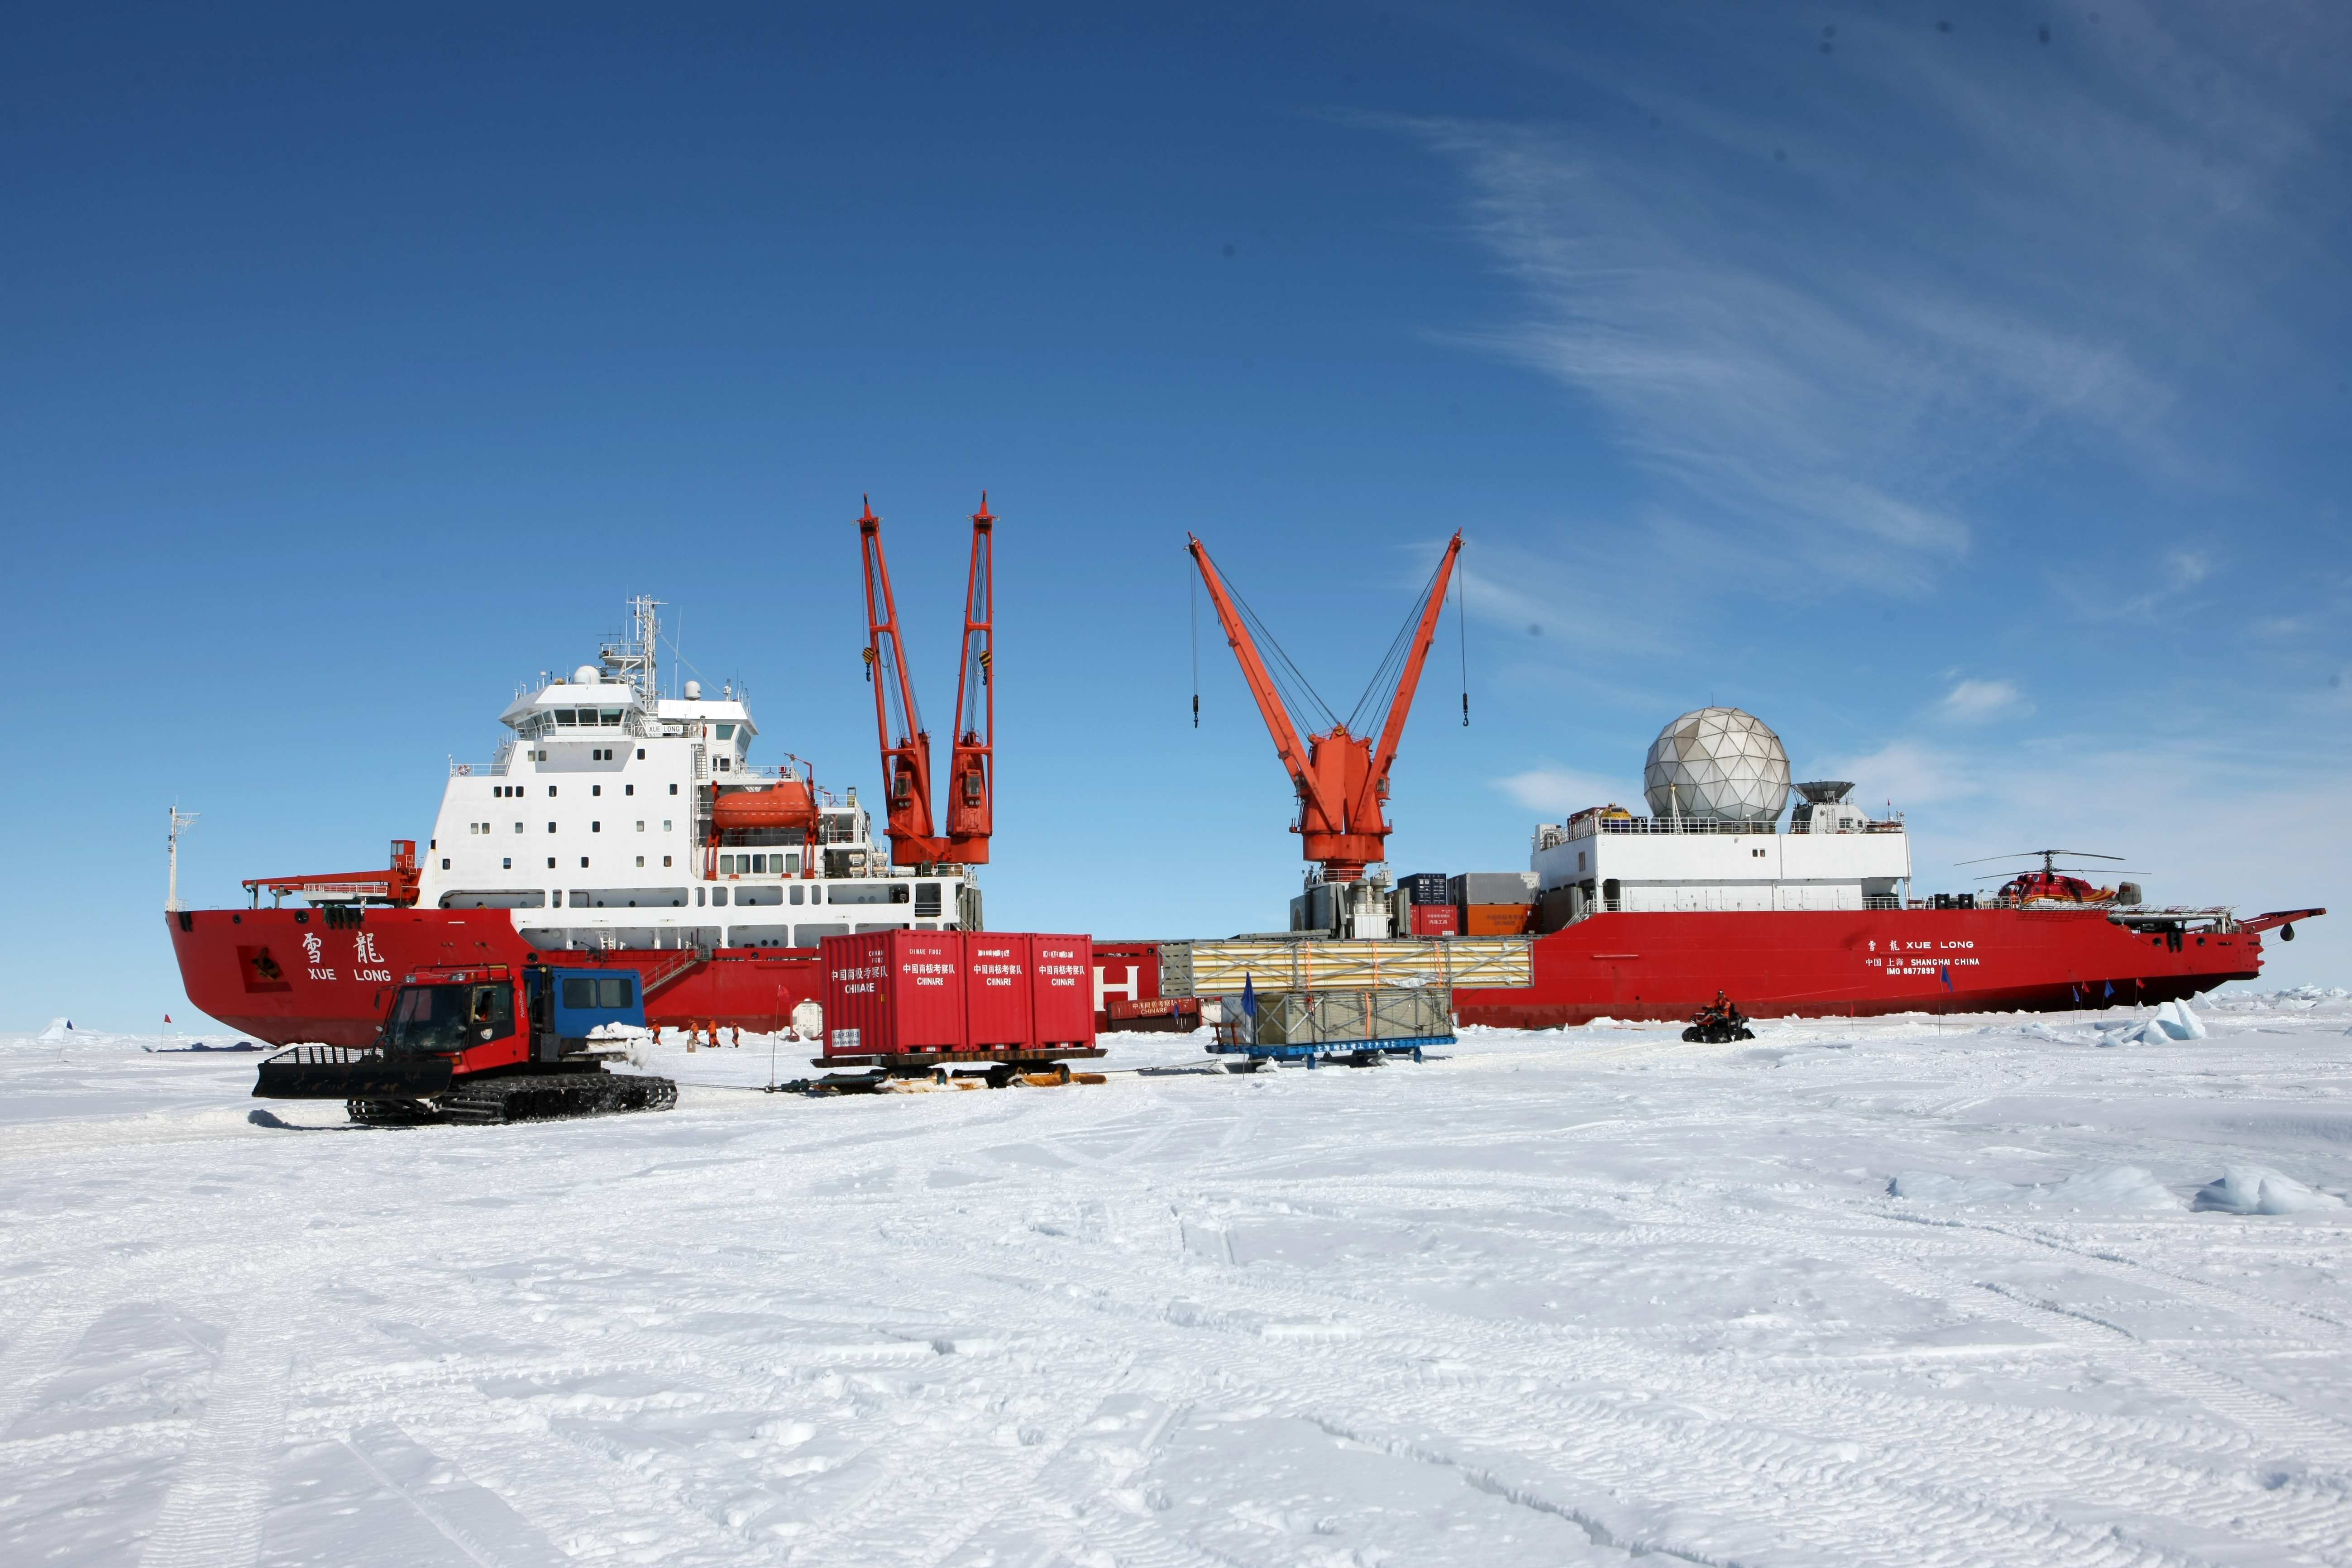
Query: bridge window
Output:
[[715, 723, 735, 739]]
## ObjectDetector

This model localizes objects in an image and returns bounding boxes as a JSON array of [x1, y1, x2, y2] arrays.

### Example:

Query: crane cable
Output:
[[1456, 541, 1468, 726], [1341, 547, 1454, 739], [1190, 552, 1199, 728]]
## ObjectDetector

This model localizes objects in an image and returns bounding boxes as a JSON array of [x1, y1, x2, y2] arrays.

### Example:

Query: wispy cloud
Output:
[[1939, 678, 2028, 722], [2164, 550, 2212, 589], [1388, 4, 2346, 596], [1495, 765, 1638, 815], [1806, 739, 1982, 808]]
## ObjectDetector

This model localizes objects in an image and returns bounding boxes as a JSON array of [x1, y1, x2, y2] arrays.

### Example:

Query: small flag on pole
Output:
[[1241, 975, 1257, 1018]]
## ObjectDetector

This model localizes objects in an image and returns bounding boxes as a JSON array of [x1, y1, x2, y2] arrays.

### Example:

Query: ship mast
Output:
[[166, 803, 198, 912], [602, 595, 662, 704]]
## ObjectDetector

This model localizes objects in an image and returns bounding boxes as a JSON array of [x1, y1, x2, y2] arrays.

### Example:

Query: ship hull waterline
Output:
[[169, 903, 2265, 1045]]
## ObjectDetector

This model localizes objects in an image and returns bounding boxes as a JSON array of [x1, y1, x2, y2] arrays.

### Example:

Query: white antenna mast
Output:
[[601, 595, 663, 704], [166, 803, 199, 911]]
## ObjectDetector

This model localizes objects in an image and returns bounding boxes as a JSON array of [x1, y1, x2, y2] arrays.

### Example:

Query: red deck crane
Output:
[[859, 494, 996, 867], [1188, 532, 1463, 882]]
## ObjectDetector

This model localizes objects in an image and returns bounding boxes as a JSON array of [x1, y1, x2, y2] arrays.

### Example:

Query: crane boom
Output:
[[1353, 532, 1462, 831], [859, 498, 947, 865], [1186, 537, 1336, 827], [944, 494, 995, 862], [1188, 533, 1462, 882]]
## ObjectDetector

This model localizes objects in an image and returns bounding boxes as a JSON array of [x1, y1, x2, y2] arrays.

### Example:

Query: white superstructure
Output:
[[414, 598, 979, 952], [1531, 783, 1911, 919]]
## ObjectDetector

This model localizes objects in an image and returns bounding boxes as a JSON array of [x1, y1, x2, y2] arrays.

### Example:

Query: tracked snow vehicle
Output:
[[254, 960, 677, 1125]]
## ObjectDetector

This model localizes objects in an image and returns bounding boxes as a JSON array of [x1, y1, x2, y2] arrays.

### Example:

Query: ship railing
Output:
[[1553, 813, 1908, 843], [449, 759, 509, 776]]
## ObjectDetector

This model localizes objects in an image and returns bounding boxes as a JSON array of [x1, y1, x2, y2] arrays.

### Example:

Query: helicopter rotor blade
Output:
[[1955, 848, 2125, 866], [1972, 870, 2141, 881]]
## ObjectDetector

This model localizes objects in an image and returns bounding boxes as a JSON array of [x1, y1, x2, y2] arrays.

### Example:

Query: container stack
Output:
[[1450, 872, 1538, 937], [1395, 872, 1458, 937], [820, 930, 1096, 1063]]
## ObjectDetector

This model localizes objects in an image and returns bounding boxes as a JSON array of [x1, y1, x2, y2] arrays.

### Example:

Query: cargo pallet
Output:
[[796, 1045, 1107, 1093], [1207, 1034, 1447, 1070]]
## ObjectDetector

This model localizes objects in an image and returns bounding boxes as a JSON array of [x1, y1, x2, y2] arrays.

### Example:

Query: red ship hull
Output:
[[167, 908, 821, 1046], [1454, 905, 2264, 1028], [171, 901, 2270, 1046]]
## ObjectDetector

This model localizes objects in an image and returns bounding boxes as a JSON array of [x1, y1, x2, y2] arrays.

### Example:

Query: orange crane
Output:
[[859, 494, 995, 866], [1188, 532, 1463, 882]]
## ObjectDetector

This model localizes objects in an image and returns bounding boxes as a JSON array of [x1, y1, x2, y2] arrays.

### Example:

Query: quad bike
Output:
[[1683, 990, 1754, 1044]]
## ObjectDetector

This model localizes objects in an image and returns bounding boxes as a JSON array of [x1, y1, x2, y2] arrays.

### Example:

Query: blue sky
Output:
[[6, 1, 2348, 1028]]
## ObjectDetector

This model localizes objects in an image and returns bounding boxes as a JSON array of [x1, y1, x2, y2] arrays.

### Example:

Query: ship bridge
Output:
[[411, 600, 978, 953]]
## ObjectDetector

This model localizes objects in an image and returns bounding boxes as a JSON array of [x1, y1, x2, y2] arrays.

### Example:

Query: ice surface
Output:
[[2155, 998, 2209, 1040], [4, 997, 2351, 1566], [2193, 1164, 2349, 1215], [1889, 1164, 2182, 1209]]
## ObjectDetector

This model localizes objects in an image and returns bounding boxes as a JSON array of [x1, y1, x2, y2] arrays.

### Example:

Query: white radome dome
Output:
[[1643, 707, 1792, 824], [573, 664, 600, 685]]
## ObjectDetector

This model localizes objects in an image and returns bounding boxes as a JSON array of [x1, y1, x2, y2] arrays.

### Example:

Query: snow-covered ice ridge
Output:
[[3, 996, 2350, 1567]]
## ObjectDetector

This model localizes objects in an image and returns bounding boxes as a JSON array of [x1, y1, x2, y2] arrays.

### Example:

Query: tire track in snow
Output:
[[868, 1138, 2352, 1567]]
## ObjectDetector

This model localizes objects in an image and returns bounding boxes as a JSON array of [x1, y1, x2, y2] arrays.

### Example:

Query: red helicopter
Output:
[[1958, 849, 2132, 905]]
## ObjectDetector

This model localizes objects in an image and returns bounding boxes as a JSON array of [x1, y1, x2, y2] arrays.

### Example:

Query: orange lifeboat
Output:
[[710, 779, 820, 834]]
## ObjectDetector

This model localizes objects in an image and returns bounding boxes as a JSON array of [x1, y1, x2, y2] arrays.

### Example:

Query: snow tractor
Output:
[[253, 960, 677, 1126], [1682, 990, 1754, 1044]]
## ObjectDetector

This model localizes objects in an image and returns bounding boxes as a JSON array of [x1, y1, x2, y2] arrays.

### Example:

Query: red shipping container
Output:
[[1090, 940, 1162, 1030], [1028, 934, 1096, 1048], [1410, 904, 1459, 937], [819, 929, 967, 1058], [962, 933, 1033, 1048]]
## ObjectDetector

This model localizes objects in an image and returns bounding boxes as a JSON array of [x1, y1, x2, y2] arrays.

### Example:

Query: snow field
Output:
[[1, 994, 2349, 1566]]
